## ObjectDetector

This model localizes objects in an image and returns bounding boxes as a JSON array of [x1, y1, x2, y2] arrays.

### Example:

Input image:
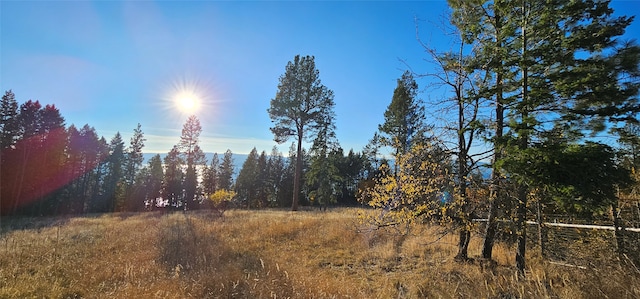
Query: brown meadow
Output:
[[0, 209, 638, 298]]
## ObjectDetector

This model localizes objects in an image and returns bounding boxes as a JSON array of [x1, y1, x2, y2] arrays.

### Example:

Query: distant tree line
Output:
[[0, 91, 149, 215], [0, 90, 374, 216]]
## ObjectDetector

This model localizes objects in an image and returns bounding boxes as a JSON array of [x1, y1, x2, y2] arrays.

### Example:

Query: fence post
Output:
[[537, 200, 547, 258], [612, 203, 627, 257]]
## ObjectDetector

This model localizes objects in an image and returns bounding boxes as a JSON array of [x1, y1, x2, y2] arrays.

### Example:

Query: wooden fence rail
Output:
[[473, 218, 640, 232], [473, 218, 640, 267]]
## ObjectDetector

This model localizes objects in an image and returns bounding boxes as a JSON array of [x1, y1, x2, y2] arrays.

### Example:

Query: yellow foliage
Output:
[[209, 189, 236, 205], [359, 143, 459, 228]]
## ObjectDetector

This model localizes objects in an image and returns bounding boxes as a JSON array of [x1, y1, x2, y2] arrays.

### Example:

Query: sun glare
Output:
[[176, 92, 200, 113], [160, 73, 218, 121]]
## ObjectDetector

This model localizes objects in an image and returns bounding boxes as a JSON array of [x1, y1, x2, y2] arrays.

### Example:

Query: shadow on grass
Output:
[[0, 215, 70, 239], [0, 211, 165, 239]]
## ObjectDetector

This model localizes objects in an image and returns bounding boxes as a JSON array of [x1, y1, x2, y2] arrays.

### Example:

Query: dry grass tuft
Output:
[[1, 208, 639, 298]]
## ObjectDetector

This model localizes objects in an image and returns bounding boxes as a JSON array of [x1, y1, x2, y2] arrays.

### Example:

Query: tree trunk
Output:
[[612, 203, 626, 257], [482, 204, 498, 259], [482, 9, 504, 260], [12, 145, 30, 214], [456, 228, 471, 261], [516, 11, 529, 277], [292, 131, 303, 211], [515, 184, 527, 277], [482, 90, 503, 259], [454, 36, 472, 262], [537, 199, 547, 258], [456, 115, 470, 260]]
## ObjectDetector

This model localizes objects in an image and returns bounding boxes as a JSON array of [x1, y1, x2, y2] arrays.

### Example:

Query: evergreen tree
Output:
[[142, 154, 164, 210], [0, 96, 71, 215], [306, 113, 340, 209], [0, 90, 19, 214], [64, 124, 107, 214], [124, 123, 145, 210], [277, 143, 299, 208], [507, 0, 637, 275], [202, 153, 219, 196], [17, 100, 43, 139], [256, 150, 269, 207], [62, 125, 82, 212], [217, 149, 235, 191], [617, 123, 640, 217], [32, 104, 67, 215], [617, 123, 640, 169], [178, 116, 206, 209], [235, 148, 260, 208], [163, 145, 184, 209], [363, 133, 382, 171], [379, 71, 429, 162], [0, 90, 19, 149], [268, 55, 336, 210], [93, 136, 111, 211], [337, 149, 368, 205], [10, 100, 43, 212], [267, 146, 287, 207], [103, 132, 125, 212]]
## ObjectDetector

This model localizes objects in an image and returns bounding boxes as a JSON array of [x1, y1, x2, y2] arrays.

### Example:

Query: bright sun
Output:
[[176, 92, 200, 113], [164, 74, 212, 118]]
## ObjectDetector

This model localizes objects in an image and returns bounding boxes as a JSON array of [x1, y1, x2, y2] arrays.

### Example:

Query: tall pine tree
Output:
[[178, 115, 206, 209], [268, 55, 336, 210]]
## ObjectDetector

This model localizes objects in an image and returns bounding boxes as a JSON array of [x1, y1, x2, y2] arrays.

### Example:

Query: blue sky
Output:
[[2, 1, 639, 155]]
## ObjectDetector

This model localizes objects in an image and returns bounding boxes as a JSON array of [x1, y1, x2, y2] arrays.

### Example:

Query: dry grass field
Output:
[[0, 208, 639, 298]]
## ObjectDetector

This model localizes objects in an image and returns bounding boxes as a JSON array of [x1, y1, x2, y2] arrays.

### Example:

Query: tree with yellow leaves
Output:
[[208, 189, 236, 217], [360, 142, 476, 260]]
